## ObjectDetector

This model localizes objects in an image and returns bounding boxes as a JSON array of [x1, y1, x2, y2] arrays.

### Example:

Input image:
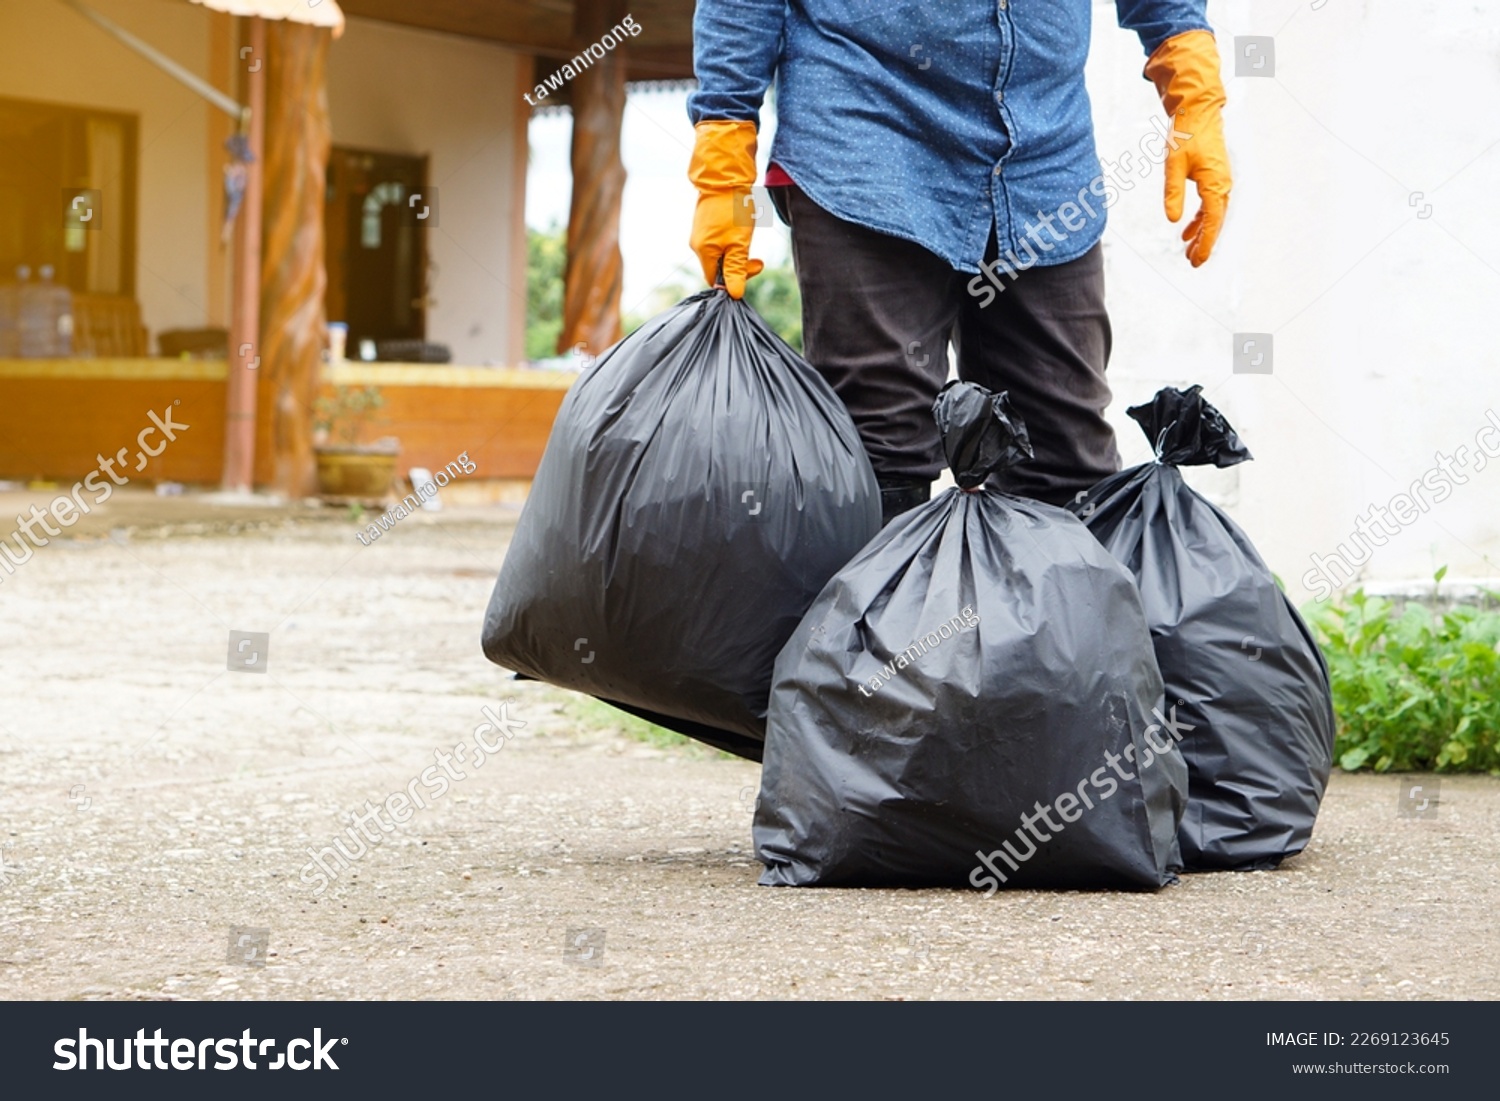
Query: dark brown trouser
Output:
[[777, 184, 1120, 506]]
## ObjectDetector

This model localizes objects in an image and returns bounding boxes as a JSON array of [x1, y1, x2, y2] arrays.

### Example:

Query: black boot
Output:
[[877, 477, 931, 527]]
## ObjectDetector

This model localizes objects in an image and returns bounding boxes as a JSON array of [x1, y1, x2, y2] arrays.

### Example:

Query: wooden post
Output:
[[205, 9, 232, 330], [559, 1, 628, 356], [221, 15, 264, 492], [260, 19, 333, 497], [507, 54, 534, 366]]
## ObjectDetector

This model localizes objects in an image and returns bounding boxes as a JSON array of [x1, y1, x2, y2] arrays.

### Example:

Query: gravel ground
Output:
[[0, 489, 1496, 1001]]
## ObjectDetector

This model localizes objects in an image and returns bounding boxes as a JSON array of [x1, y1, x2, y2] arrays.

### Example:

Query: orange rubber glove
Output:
[[1145, 30, 1232, 267], [688, 120, 765, 298]]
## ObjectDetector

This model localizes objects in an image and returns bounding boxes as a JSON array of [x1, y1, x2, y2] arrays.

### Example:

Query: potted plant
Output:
[[313, 385, 400, 499]]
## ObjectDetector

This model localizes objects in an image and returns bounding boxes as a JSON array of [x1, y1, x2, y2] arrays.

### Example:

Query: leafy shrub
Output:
[[742, 262, 803, 353], [525, 222, 566, 360], [313, 385, 385, 446], [1302, 571, 1500, 773]]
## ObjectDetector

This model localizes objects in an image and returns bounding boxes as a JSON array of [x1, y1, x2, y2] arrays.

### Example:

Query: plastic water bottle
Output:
[[18, 265, 73, 357], [0, 266, 22, 357], [38, 265, 73, 357]]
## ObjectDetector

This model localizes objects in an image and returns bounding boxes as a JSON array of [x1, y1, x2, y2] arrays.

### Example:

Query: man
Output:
[[687, 2, 1231, 524]]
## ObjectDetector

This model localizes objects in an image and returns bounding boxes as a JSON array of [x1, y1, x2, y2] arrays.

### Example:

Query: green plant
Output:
[[562, 697, 734, 758], [525, 221, 566, 359], [742, 260, 803, 353], [314, 385, 385, 447], [622, 277, 692, 335], [1302, 569, 1500, 773]]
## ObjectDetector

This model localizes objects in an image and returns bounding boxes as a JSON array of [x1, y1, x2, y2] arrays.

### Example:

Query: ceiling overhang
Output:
[[335, 1, 697, 82]]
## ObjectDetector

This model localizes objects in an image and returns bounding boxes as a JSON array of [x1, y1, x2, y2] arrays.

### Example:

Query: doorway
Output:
[[324, 146, 428, 353]]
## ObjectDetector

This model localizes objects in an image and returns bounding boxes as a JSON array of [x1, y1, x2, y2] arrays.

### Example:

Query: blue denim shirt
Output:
[[688, 1, 1210, 273]]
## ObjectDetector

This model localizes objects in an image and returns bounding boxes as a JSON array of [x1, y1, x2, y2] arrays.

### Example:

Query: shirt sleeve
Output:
[[686, 0, 787, 126], [1114, 0, 1213, 58]]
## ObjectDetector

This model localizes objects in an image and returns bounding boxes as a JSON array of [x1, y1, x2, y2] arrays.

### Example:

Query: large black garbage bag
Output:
[[755, 382, 1186, 889], [481, 289, 880, 761], [1069, 385, 1336, 870]]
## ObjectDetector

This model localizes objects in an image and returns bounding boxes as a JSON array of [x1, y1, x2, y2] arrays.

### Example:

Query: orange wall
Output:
[[1, 363, 226, 484], [0, 360, 569, 487], [251, 372, 568, 486]]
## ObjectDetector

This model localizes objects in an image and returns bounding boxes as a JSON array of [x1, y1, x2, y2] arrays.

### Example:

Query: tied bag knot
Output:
[[1127, 383, 1252, 468], [932, 380, 1033, 489]]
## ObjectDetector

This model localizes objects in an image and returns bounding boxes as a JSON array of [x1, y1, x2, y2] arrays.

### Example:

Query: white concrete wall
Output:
[[528, 3, 1500, 601], [327, 16, 527, 367], [1086, 0, 1500, 599], [0, 0, 213, 342]]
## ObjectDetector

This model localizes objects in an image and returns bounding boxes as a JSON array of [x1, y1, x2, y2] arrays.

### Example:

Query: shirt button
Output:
[[993, 163, 1003, 177], [998, 0, 1008, 8], [994, 90, 1004, 105]]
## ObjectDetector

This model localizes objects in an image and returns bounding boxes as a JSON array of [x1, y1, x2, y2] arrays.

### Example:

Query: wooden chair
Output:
[[71, 294, 148, 358]]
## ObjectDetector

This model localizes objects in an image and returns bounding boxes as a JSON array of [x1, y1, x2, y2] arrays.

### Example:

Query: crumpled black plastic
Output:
[[481, 289, 881, 761], [1070, 385, 1335, 870], [933, 382, 1033, 488], [1128, 383, 1253, 468], [755, 382, 1186, 888]]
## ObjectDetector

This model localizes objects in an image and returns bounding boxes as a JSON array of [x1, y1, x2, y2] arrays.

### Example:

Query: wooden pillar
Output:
[[221, 16, 264, 493], [260, 20, 333, 496], [559, 1, 627, 356], [205, 9, 233, 329], [507, 54, 534, 367]]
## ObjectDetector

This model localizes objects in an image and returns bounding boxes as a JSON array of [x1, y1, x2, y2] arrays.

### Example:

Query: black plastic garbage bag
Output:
[[1069, 385, 1336, 870], [755, 381, 1186, 889], [481, 289, 880, 761]]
